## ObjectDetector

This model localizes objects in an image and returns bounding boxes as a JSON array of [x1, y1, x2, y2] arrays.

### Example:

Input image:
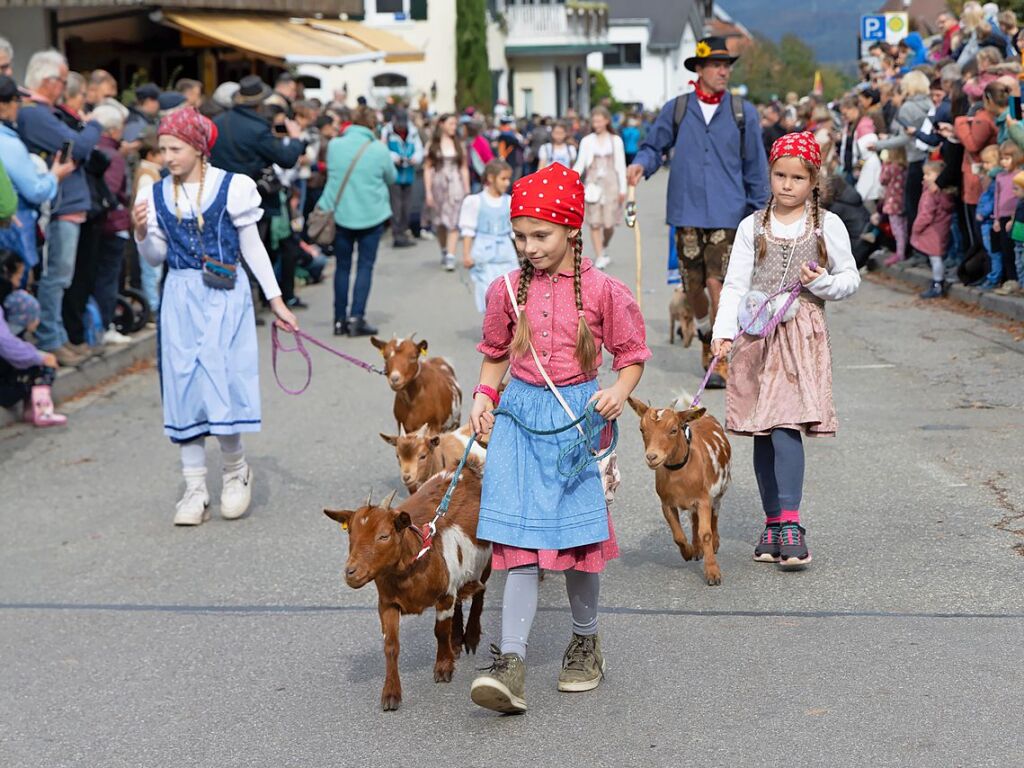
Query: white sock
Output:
[[695, 314, 711, 335], [180, 438, 206, 471], [182, 466, 207, 490], [216, 434, 246, 473], [929, 256, 944, 282]]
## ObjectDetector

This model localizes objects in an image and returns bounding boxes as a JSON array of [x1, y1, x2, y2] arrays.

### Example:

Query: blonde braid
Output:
[[756, 194, 773, 262], [571, 231, 597, 372], [195, 159, 207, 232], [811, 185, 827, 267], [509, 261, 535, 359], [173, 175, 182, 224]]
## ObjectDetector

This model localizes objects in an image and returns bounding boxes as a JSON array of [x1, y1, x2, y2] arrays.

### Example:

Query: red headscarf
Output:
[[510, 162, 585, 229], [157, 107, 216, 158], [769, 130, 821, 169]]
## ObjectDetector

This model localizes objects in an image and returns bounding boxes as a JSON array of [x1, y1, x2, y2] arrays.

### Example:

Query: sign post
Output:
[[860, 12, 909, 58]]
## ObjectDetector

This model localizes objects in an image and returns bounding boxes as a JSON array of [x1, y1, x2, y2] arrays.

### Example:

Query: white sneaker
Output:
[[174, 483, 210, 526], [442, 252, 456, 272], [103, 327, 133, 345], [221, 465, 253, 520], [594, 255, 611, 270]]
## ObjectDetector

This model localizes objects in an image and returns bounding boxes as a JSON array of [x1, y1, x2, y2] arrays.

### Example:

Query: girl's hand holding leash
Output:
[[800, 261, 824, 285], [269, 297, 299, 333], [710, 338, 732, 358], [591, 383, 629, 421], [470, 393, 496, 437]]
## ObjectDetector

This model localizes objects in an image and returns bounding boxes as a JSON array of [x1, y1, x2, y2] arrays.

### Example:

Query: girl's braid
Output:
[[572, 231, 597, 372], [756, 194, 773, 262], [811, 185, 827, 266]]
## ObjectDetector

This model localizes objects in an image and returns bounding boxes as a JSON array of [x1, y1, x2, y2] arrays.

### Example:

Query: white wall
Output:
[[0, 8, 53, 83], [510, 63, 556, 117]]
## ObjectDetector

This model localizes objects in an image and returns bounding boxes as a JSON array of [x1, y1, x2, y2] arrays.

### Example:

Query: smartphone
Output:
[[273, 123, 287, 136], [1010, 96, 1022, 121], [58, 139, 73, 162]]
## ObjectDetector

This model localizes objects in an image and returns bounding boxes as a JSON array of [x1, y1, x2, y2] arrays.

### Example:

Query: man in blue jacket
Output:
[[628, 36, 769, 388], [17, 49, 103, 368]]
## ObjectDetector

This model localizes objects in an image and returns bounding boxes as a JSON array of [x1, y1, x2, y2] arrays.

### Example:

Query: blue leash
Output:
[[412, 402, 618, 560]]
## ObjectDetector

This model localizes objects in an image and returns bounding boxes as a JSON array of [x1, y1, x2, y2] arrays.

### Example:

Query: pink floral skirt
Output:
[[491, 512, 620, 573]]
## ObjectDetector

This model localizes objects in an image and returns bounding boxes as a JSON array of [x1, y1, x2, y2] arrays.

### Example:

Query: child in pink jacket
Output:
[[910, 160, 956, 299]]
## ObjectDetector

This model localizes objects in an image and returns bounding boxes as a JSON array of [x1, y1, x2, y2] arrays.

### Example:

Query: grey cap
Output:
[[212, 81, 240, 110]]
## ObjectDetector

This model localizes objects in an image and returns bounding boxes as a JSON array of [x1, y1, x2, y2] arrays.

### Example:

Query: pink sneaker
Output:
[[883, 253, 903, 267], [23, 385, 68, 427]]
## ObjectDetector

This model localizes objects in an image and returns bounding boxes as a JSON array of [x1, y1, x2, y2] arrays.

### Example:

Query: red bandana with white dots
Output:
[[510, 162, 585, 229], [769, 130, 821, 169]]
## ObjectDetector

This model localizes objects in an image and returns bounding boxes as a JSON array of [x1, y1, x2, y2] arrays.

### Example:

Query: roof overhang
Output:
[[16, 0, 363, 14], [506, 43, 618, 57]]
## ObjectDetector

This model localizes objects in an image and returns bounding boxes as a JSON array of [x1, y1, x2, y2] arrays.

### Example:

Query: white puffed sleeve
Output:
[[227, 173, 265, 228], [227, 174, 281, 300], [712, 214, 757, 341], [458, 194, 482, 238], [805, 212, 861, 302], [134, 182, 168, 267]]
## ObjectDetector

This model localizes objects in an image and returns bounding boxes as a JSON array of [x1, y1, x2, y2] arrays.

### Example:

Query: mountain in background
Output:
[[723, 0, 882, 65]]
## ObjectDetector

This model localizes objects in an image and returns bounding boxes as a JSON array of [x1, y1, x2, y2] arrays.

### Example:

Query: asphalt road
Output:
[[2, 174, 1022, 768]]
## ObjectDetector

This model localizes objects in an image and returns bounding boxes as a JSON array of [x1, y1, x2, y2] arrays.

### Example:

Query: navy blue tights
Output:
[[752, 428, 805, 515]]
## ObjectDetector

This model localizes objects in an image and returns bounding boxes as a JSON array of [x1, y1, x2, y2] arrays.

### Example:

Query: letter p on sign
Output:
[[861, 14, 885, 41]]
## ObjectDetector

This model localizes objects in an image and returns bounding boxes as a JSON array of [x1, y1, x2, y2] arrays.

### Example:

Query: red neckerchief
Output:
[[690, 80, 724, 105]]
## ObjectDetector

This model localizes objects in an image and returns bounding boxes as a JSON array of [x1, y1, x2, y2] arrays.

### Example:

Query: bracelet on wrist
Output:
[[473, 384, 500, 406]]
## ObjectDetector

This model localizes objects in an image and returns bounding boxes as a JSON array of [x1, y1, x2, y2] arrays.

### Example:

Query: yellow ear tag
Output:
[[420, 348, 427, 357], [341, 521, 349, 531]]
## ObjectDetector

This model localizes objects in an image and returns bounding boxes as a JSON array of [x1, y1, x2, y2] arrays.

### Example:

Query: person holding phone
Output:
[[15, 50, 103, 368]]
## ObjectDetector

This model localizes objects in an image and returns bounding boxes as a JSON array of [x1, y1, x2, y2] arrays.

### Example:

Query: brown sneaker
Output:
[[52, 345, 85, 368], [471, 644, 527, 714], [67, 341, 98, 359], [557, 633, 605, 692]]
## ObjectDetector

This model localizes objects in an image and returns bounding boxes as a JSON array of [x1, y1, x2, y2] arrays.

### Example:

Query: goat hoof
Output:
[[463, 635, 481, 655], [678, 546, 693, 561], [705, 569, 722, 586], [434, 665, 455, 683], [381, 694, 402, 711]]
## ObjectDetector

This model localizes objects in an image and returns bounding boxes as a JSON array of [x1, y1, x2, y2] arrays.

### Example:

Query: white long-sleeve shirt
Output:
[[713, 208, 861, 341], [135, 168, 282, 300], [572, 132, 627, 194]]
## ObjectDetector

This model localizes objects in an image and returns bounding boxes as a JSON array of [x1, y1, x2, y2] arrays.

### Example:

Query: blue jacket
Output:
[[380, 123, 423, 186], [633, 91, 769, 229], [15, 97, 102, 217], [0, 122, 59, 266]]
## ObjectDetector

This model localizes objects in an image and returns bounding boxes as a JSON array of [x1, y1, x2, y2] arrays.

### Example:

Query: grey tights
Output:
[[499, 564, 600, 659]]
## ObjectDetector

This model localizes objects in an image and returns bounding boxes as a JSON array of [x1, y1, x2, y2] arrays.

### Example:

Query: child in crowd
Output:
[[0, 250, 65, 426], [911, 161, 957, 299], [976, 144, 1003, 289], [711, 132, 861, 569], [469, 162, 649, 714], [1002, 171, 1024, 296], [880, 147, 908, 266], [132, 109, 298, 526], [458, 159, 518, 312], [538, 121, 578, 170], [989, 141, 1024, 291]]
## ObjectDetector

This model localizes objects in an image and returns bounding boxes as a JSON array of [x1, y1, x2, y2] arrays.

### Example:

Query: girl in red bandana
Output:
[[711, 131, 861, 569], [132, 108, 298, 527], [468, 162, 650, 714]]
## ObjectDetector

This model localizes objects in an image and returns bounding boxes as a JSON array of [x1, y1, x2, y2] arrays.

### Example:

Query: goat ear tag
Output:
[[419, 348, 426, 357], [341, 521, 349, 530]]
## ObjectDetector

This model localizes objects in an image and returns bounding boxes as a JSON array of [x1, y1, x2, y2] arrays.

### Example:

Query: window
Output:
[[410, 0, 428, 20], [603, 43, 642, 69], [376, 0, 405, 12], [373, 73, 409, 88]]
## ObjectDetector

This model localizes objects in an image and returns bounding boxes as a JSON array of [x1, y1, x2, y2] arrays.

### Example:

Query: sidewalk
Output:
[[878, 260, 1024, 323], [0, 330, 157, 429]]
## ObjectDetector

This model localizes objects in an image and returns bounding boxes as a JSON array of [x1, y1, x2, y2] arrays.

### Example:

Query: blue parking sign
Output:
[[861, 14, 885, 41]]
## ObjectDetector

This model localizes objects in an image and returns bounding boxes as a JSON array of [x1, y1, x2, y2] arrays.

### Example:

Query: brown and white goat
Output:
[[628, 395, 731, 585], [370, 335, 462, 434], [380, 424, 487, 494], [669, 287, 697, 347], [323, 468, 491, 711]]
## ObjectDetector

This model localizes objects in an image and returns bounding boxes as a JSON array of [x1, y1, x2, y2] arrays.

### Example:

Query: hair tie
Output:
[[517, 304, 527, 313], [814, 228, 823, 237], [577, 310, 586, 318]]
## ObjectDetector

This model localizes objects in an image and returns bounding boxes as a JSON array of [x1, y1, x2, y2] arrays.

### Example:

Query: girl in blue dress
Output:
[[458, 159, 519, 312], [133, 109, 298, 527]]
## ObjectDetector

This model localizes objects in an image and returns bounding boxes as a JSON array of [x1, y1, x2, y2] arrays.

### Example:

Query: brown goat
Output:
[[628, 395, 731, 585], [669, 287, 696, 347], [380, 424, 487, 494], [323, 469, 491, 711], [370, 335, 462, 434]]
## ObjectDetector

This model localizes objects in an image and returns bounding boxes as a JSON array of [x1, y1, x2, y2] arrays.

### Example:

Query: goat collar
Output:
[[664, 424, 693, 471]]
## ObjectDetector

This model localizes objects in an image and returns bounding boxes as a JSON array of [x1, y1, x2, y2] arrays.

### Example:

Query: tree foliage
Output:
[[732, 34, 854, 104], [589, 69, 621, 111], [455, 0, 493, 112]]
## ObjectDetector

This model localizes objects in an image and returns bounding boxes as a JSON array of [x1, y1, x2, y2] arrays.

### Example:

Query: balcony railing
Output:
[[504, 2, 608, 44]]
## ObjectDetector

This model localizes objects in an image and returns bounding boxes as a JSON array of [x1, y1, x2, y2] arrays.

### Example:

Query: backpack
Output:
[[672, 91, 747, 164]]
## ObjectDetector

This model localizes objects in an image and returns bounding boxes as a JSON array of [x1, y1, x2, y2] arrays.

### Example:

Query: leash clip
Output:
[[415, 520, 437, 561], [624, 200, 638, 228]]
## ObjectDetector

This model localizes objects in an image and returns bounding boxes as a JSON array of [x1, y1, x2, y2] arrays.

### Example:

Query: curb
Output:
[[878, 262, 1024, 323], [1, 330, 157, 429]]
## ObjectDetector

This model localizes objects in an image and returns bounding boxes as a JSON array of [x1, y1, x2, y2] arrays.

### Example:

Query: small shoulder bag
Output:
[[307, 138, 374, 246]]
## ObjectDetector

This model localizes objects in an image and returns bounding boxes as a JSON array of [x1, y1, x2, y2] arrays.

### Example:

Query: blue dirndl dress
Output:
[[478, 377, 609, 550], [469, 195, 519, 312], [152, 172, 262, 443]]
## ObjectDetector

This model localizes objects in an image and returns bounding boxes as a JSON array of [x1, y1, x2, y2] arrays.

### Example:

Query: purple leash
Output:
[[690, 278, 805, 410], [271, 325, 385, 396]]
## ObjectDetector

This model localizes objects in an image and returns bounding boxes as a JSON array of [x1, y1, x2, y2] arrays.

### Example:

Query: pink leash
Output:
[[271, 325, 385, 396], [690, 278, 805, 410]]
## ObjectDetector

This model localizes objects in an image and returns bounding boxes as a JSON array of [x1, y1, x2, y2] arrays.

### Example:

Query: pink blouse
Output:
[[477, 257, 651, 386]]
